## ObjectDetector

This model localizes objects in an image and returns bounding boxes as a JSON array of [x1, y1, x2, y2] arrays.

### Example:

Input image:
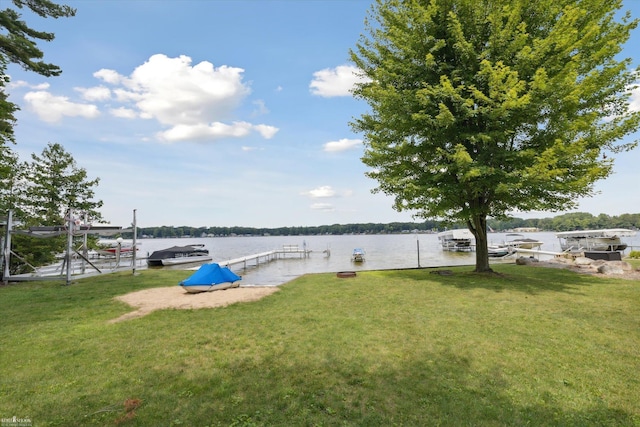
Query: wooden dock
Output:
[[216, 245, 311, 270]]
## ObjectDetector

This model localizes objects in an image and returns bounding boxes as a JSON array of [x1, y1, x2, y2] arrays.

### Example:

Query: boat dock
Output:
[[216, 245, 311, 270], [6, 244, 311, 283]]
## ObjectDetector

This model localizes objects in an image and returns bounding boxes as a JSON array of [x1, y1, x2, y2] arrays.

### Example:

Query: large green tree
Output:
[[350, 0, 640, 272]]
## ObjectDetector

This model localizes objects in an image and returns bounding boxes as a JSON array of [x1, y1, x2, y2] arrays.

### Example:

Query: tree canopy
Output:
[[24, 142, 102, 225], [6, 142, 103, 274], [350, 0, 640, 272], [0, 0, 75, 145]]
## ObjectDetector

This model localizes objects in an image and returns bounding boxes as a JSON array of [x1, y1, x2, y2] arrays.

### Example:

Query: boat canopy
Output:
[[148, 245, 207, 260], [179, 263, 241, 286], [437, 229, 474, 240], [555, 229, 636, 238]]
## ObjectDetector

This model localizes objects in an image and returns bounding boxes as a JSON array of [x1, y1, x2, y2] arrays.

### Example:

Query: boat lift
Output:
[[1, 209, 136, 285], [514, 247, 626, 262]]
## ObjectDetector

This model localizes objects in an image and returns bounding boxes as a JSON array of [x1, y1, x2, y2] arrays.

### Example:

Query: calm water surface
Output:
[[134, 232, 639, 286]]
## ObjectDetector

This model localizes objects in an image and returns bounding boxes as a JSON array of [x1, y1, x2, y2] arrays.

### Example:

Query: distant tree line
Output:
[[126, 212, 640, 239]]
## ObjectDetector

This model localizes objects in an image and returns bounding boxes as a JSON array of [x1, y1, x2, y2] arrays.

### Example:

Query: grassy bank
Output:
[[1, 265, 639, 426]]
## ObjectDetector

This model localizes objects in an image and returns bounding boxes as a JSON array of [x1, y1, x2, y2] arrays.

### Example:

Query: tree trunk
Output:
[[468, 215, 492, 273]]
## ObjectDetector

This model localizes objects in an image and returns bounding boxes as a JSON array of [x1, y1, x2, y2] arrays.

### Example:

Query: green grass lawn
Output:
[[1, 265, 639, 426]]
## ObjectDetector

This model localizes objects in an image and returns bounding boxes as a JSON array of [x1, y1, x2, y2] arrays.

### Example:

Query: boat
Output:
[[556, 229, 637, 252], [437, 229, 475, 252], [179, 263, 242, 293], [146, 244, 213, 266], [487, 245, 512, 258], [503, 233, 544, 250], [96, 247, 138, 257], [96, 239, 139, 257], [485, 233, 544, 258], [351, 248, 365, 262]]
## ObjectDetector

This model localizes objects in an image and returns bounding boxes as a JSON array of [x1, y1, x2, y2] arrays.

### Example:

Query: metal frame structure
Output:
[[1, 209, 134, 285]]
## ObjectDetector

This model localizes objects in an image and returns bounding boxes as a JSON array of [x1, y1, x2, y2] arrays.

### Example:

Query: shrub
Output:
[[628, 250, 640, 259]]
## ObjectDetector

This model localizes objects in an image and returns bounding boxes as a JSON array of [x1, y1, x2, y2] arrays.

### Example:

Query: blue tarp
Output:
[[179, 263, 241, 286]]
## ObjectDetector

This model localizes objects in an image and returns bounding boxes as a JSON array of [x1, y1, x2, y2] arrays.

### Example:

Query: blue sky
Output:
[[5, 0, 640, 228]]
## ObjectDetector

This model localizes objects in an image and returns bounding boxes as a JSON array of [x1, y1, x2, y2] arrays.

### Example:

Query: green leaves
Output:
[[0, 1, 76, 76], [25, 142, 103, 226], [351, 0, 639, 270], [0, 1, 76, 178], [352, 0, 639, 222]]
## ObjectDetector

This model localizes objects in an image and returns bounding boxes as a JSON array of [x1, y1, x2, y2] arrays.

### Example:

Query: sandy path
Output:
[[109, 286, 279, 323]]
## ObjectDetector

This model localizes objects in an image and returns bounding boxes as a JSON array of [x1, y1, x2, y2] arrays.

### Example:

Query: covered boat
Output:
[[556, 229, 636, 252], [351, 248, 365, 262], [487, 233, 543, 257], [437, 229, 475, 252], [146, 245, 212, 266], [179, 263, 242, 293], [504, 233, 543, 250]]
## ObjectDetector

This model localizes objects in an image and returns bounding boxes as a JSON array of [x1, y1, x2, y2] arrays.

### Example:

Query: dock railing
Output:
[[217, 245, 310, 270]]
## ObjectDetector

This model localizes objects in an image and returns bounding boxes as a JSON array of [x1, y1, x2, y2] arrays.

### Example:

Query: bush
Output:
[[628, 250, 640, 259]]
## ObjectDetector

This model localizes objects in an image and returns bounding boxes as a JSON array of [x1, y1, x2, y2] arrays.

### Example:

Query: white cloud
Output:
[[629, 83, 640, 112], [157, 121, 253, 142], [254, 124, 279, 139], [76, 85, 111, 101], [96, 53, 278, 142], [8, 80, 49, 90], [15, 54, 279, 142], [120, 54, 249, 125], [94, 69, 123, 85], [23, 91, 100, 122], [303, 186, 336, 198], [323, 138, 362, 152], [310, 202, 335, 211], [309, 65, 370, 97], [113, 88, 141, 103], [252, 99, 269, 116], [155, 121, 278, 143], [110, 107, 138, 119]]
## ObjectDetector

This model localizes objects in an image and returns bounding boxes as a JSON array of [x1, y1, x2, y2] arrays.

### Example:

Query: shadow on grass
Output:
[[4, 268, 637, 426], [115, 345, 636, 426], [389, 264, 596, 295]]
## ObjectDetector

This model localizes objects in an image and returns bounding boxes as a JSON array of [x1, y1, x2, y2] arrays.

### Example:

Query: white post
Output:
[[81, 213, 88, 274], [2, 210, 13, 284], [115, 237, 123, 269], [66, 208, 74, 286], [132, 209, 137, 275]]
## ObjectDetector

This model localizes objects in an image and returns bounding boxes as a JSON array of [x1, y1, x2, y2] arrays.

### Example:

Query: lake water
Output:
[[130, 231, 639, 286]]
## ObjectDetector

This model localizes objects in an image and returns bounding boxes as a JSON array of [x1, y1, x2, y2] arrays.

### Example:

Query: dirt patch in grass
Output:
[[109, 286, 279, 323]]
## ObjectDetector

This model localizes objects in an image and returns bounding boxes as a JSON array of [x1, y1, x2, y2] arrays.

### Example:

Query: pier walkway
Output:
[[216, 245, 311, 270]]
